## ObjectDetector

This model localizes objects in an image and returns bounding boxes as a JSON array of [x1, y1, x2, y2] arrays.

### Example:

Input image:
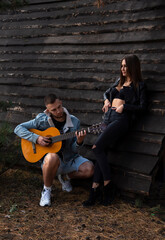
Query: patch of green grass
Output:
[[149, 204, 165, 221], [0, 121, 21, 171], [9, 204, 18, 213], [0, 122, 13, 147], [0, 101, 12, 112]]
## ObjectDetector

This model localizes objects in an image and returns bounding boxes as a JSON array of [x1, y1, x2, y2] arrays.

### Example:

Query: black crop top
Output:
[[104, 79, 147, 114], [111, 85, 136, 104], [111, 87, 125, 101]]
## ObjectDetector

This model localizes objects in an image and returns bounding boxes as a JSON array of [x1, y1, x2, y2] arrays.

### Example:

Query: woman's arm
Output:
[[102, 99, 111, 113], [103, 87, 111, 101], [103, 79, 120, 112], [103, 78, 120, 101]]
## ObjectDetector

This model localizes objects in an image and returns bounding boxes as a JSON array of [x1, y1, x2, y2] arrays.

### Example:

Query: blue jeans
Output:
[[93, 108, 129, 183]]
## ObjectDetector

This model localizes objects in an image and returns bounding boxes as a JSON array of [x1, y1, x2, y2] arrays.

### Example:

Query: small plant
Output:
[[0, 0, 28, 11], [135, 198, 143, 208], [0, 122, 13, 147], [0, 121, 20, 164], [0, 123, 21, 174], [0, 100, 13, 149], [9, 204, 18, 213], [149, 204, 165, 221], [0, 101, 12, 112], [0, 100, 21, 174]]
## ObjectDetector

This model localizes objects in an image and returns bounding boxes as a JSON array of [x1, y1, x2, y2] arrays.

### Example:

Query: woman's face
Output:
[[121, 59, 129, 77]]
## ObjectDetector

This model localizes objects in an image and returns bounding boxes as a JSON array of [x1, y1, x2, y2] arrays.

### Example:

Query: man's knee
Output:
[[79, 161, 94, 178], [43, 153, 60, 168]]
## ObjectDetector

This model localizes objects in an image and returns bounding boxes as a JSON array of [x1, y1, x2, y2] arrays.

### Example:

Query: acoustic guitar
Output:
[[21, 123, 104, 163]]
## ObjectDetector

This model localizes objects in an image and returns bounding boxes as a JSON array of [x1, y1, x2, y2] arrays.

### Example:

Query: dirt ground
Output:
[[0, 166, 165, 240]]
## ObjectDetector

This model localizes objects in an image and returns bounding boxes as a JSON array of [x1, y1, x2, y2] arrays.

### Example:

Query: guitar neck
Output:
[[51, 130, 77, 143], [51, 123, 102, 143]]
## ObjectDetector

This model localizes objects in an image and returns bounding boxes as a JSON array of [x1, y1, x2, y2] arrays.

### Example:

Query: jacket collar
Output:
[[44, 107, 74, 130]]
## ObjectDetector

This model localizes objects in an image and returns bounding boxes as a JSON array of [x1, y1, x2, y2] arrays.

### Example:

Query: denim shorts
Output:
[[42, 155, 90, 175]]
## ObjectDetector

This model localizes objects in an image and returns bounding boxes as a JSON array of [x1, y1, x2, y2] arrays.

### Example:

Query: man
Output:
[[14, 94, 94, 207]]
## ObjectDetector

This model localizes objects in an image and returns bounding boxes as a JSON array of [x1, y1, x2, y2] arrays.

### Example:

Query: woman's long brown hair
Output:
[[119, 55, 143, 88]]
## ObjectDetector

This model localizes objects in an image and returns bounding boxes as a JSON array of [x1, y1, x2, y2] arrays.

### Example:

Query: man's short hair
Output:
[[44, 94, 59, 106]]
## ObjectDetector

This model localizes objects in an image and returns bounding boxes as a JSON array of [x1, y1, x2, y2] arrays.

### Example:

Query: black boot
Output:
[[83, 187, 102, 207], [102, 181, 116, 206]]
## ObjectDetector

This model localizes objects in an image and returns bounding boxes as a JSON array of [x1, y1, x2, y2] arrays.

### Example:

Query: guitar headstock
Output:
[[87, 122, 106, 135]]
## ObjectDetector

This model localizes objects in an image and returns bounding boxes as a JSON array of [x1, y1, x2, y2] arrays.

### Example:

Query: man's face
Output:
[[46, 99, 65, 121]]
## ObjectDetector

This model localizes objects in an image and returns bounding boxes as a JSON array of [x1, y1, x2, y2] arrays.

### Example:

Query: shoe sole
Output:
[[39, 203, 51, 207], [62, 187, 72, 192]]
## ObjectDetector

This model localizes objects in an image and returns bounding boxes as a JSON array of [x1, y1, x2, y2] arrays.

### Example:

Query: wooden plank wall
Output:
[[0, 0, 165, 195]]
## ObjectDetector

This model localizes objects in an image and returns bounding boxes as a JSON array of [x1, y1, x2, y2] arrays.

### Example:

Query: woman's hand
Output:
[[102, 99, 111, 113], [115, 104, 124, 113]]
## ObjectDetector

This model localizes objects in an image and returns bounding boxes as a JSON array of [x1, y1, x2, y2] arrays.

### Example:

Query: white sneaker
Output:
[[39, 188, 51, 207], [58, 174, 73, 192]]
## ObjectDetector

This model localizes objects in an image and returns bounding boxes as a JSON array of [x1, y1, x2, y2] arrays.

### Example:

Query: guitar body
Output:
[[21, 127, 62, 163]]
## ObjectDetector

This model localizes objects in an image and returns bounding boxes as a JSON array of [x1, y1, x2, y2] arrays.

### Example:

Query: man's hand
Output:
[[102, 99, 111, 113], [75, 130, 86, 145], [37, 136, 52, 146]]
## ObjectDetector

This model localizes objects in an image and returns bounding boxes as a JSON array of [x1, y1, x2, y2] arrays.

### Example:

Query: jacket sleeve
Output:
[[70, 118, 84, 153], [103, 78, 120, 101], [14, 114, 43, 143], [103, 87, 111, 101], [123, 82, 147, 112]]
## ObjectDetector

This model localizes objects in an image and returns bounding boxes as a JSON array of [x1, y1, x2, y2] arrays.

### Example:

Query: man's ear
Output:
[[58, 99, 62, 105], [45, 108, 49, 114]]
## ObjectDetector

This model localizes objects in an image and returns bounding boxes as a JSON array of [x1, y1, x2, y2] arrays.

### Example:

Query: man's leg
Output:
[[58, 157, 94, 192], [40, 153, 60, 207], [42, 153, 60, 187], [68, 161, 94, 179]]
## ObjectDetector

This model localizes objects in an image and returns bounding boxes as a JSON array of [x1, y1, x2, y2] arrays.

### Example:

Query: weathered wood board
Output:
[[0, 0, 165, 195]]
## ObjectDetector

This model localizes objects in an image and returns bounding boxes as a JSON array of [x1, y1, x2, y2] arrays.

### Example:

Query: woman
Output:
[[83, 54, 147, 206]]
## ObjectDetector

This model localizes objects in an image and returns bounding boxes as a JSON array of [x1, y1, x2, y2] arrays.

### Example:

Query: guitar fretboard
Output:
[[51, 130, 77, 143], [51, 124, 102, 143]]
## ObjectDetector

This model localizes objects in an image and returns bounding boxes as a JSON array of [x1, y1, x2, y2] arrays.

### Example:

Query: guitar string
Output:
[[51, 124, 102, 143]]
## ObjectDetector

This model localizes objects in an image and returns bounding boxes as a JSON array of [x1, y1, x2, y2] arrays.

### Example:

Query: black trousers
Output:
[[93, 108, 129, 183]]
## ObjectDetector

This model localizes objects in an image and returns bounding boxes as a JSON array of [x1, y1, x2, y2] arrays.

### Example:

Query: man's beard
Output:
[[52, 112, 65, 120]]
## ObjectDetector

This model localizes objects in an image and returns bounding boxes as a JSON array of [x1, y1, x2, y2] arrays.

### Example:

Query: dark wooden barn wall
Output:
[[0, 0, 165, 195]]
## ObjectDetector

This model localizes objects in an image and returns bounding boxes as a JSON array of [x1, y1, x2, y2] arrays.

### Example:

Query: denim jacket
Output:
[[14, 108, 82, 162]]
